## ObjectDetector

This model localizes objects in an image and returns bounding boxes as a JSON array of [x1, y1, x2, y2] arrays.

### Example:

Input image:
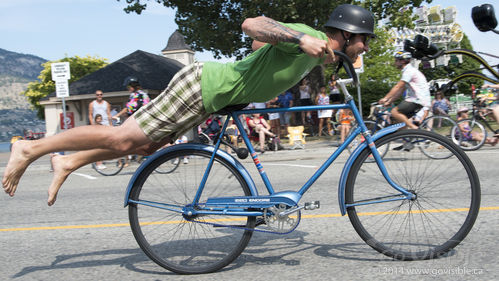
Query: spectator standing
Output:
[[278, 90, 294, 132], [88, 90, 112, 125], [298, 78, 313, 125], [315, 86, 333, 136], [328, 74, 341, 105], [266, 97, 281, 138], [338, 108, 353, 144]]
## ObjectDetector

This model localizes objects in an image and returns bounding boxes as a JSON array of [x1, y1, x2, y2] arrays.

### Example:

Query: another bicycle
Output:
[[92, 158, 126, 176], [451, 98, 499, 150], [123, 50, 480, 274]]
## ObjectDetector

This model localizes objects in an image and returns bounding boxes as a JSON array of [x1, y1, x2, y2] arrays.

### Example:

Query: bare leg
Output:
[[3, 116, 150, 197], [318, 118, 324, 136], [326, 118, 332, 135], [258, 130, 266, 152], [391, 107, 418, 129], [255, 124, 276, 137], [48, 135, 172, 206]]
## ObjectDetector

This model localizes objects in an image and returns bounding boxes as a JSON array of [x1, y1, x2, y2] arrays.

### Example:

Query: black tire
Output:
[[345, 130, 480, 261], [451, 119, 486, 151], [128, 149, 255, 274], [92, 158, 125, 176], [347, 120, 388, 162]]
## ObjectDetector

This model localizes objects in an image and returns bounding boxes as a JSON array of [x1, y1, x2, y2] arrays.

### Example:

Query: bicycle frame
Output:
[[124, 83, 416, 217]]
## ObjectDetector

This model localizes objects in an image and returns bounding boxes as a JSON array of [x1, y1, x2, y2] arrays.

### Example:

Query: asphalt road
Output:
[[1, 140, 498, 281]]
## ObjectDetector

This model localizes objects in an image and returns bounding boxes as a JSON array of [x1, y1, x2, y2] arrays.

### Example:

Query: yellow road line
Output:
[[1, 206, 497, 232]]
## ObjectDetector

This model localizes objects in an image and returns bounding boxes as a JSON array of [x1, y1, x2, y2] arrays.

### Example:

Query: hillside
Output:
[[0, 48, 46, 80], [0, 48, 47, 142]]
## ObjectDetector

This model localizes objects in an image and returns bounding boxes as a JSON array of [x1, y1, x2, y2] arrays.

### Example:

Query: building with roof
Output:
[[40, 31, 193, 136], [162, 30, 195, 66]]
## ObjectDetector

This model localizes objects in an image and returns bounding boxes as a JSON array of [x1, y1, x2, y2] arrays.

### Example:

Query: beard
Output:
[[345, 47, 360, 63]]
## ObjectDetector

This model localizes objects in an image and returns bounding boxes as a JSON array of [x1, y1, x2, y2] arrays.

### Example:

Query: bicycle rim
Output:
[[345, 130, 480, 260], [128, 149, 255, 274], [92, 158, 124, 176]]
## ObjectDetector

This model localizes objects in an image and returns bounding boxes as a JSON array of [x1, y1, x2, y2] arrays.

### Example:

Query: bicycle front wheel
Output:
[[128, 148, 255, 274], [452, 119, 487, 151], [92, 158, 124, 176], [345, 129, 480, 260]]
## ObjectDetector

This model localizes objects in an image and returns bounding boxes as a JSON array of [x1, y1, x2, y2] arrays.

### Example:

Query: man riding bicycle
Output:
[[4, 4, 376, 206], [379, 51, 431, 129]]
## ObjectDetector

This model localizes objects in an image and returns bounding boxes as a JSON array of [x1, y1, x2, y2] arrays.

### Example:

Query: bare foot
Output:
[[2, 140, 34, 197], [47, 154, 73, 206]]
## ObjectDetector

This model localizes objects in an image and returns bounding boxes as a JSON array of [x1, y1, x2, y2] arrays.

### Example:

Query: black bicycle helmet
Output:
[[123, 76, 140, 87], [324, 4, 376, 38]]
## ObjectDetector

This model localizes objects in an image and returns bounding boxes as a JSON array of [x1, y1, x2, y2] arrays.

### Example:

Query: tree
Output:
[[356, 27, 401, 113], [22, 56, 108, 119], [118, 0, 432, 59]]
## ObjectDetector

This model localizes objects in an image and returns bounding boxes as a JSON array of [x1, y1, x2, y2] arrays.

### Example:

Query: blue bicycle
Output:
[[124, 51, 480, 274]]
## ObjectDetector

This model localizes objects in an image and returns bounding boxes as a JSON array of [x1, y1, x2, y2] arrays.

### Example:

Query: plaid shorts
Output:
[[134, 62, 210, 142]]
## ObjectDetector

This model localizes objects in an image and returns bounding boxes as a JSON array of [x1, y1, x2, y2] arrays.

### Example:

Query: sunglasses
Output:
[[359, 34, 372, 45]]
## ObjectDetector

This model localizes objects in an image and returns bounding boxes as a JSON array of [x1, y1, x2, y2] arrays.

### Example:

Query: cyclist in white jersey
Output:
[[379, 51, 431, 129]]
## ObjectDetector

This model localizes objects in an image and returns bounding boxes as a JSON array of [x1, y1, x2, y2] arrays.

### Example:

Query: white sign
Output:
[[51, 62, 70, 81], [55, 80, 69, 98]]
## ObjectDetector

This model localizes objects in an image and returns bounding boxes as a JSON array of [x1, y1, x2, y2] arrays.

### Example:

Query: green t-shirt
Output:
[[201, 23, 327, 113]]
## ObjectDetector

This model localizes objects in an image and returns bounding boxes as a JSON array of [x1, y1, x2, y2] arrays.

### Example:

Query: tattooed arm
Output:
[[242, 16, 333, 59]]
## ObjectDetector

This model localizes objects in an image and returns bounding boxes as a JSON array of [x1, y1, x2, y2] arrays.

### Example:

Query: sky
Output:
[[1, 0, 498, 69]]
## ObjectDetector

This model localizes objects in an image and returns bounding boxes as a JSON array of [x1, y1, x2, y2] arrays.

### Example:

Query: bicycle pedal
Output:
[[304, 201, 320, 210]]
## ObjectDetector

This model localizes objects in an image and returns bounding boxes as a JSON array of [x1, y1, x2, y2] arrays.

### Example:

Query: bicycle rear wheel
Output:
[[345, 130, 480, 260], [128, 149, 255, 274], [452, 119, 486, 151], [92, 158, 124, 176]]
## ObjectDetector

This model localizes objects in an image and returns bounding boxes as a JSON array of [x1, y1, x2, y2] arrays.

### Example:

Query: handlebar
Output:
[[333, 50, 359, 86]]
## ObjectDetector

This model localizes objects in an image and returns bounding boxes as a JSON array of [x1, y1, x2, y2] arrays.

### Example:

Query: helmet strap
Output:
[[340, 31, 350, 53]]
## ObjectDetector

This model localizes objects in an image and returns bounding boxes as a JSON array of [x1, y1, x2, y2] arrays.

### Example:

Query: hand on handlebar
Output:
[[299, 34, 335, 62], [378, 97, 391, 107]]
